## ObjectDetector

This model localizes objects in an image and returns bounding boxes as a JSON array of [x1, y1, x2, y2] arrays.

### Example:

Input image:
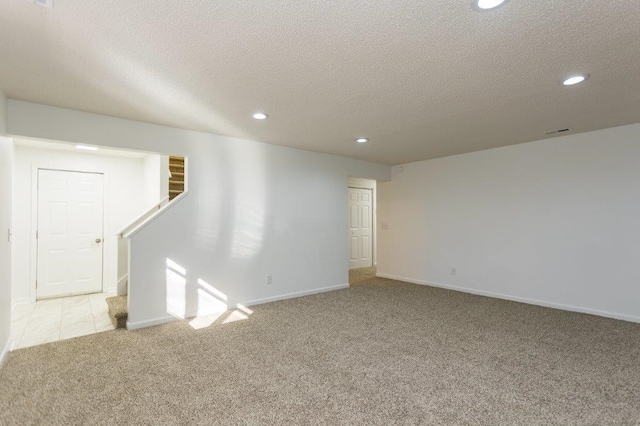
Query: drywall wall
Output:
[[116, 153, 168, 294], [0, 90, 9, 362], [11, 143, 147, 303], [348, 177, 377, 266], [377, 123, 640, 322], [142, 154, 169, 209], [0, 89, 6, 134], [7, 100, 391, 328]]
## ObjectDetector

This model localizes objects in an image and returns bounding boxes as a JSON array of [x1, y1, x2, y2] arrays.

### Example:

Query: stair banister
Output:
[[116, 196, 170, 238]]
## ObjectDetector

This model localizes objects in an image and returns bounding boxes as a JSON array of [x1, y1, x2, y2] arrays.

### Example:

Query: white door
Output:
[[37, 169, 104, 299], [0, 138, 13, 339], [349, 188, 373, 269]]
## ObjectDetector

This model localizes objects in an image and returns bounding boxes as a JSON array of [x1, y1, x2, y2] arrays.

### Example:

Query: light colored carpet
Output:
[[105, 295, 128, 328], [348, 266, 378, 285], [1, 274, 639, 424]]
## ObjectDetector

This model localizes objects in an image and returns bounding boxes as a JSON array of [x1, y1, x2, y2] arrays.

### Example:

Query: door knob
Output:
[[95, 238, 102, 243]]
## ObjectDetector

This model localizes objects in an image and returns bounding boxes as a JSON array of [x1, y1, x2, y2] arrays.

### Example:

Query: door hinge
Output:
[[36, 230, 38, 239]]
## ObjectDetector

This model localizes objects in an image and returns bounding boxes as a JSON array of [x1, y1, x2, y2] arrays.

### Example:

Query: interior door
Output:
[[0, 137, 13, 348], [37, 169, 104, 299], [349, 187, 373, 269]]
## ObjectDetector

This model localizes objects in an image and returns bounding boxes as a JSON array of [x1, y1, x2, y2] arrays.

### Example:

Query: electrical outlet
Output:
[[451, 268, 457, 276], [266, 275, 272, 285], [381, 222, 389, 230]]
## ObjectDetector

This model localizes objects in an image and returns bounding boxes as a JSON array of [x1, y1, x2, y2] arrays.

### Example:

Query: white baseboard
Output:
[[376, 273, 640, 324], [12, 297, 32, 309], [242, 283, 350, 308], [126, 315, 178, 330], [0, 337, 11, 368], [127, 284, 350, 330]]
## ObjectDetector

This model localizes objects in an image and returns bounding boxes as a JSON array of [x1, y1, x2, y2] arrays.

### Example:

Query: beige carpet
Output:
[[105, 295, 128, 328], [1, 273, 639, 424], [348, 266, 378, 285]]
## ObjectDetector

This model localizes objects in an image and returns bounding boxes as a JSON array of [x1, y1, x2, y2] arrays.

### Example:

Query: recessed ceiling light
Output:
[[356, 138, 369, 144], [474, 0, 508, 11], [26, 0, 53, 9], [75, 144, 98, 151], [252, 112, 269, 120], [562, 74, 589, 86]]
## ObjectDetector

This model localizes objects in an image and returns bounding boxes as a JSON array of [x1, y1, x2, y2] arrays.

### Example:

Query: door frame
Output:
[[348, 185, 375, 269], [30, 165, 109, 302]]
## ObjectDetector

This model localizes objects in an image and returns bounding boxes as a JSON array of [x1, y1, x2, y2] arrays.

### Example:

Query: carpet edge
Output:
[[242, 283, 350, 308], [376, 273, 640, 323], [127, 315, 178, 330], [126, 284, 351, 330]]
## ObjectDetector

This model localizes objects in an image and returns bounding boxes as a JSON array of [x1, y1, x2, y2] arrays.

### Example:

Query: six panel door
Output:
[[37, 169, 104, 299], [348, 187, 373, 269]]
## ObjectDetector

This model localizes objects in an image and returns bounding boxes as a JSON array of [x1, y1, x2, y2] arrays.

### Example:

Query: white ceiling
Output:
[[1, 0, 639, 165]]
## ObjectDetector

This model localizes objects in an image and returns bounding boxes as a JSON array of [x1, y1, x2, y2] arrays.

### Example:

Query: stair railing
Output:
[[116, 196, 170, 238]]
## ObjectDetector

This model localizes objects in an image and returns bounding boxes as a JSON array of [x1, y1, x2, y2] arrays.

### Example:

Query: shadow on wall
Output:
[[126, 128, 362, 327], [192, 139, 267, 259], [160, 141, 269, 329], [166, 258, 254, 330]]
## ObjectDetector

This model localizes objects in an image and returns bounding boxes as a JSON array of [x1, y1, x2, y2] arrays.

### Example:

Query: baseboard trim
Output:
[[126, 315, 178, 330], [242, 283, 350, 308], [127, 284, 351, 330], [12, 297, 32, 309], [0, 337, 11, 368], [376, 273, 640, 323]]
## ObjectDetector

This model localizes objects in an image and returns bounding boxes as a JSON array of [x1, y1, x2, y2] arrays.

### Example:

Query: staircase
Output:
[[105, 295, 128, 329], [107, 156, 185, 330], [169, 156, 185, 200]]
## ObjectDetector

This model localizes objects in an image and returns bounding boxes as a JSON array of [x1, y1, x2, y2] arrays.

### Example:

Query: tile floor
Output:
[[10, 292, 117, 350]]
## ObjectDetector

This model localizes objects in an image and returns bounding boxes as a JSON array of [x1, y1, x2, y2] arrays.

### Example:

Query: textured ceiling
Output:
[[1, 0, 639, 165]]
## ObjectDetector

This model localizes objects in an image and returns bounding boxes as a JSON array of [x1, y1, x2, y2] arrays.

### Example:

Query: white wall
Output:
[[0, 88, 6, 134], [142, 154, 169, 209], [11, 144, 147, 303], [348, 177, 377, 266], [7, 100, 391, 328], [116, 153, 168, 294], [378, 123, 640, 322], [0, 88, 11, 363], [0, 136, 13, 364]]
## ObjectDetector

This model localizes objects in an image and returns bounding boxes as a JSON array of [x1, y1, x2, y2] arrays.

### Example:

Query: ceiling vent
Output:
[[27, 0, 53, 8], [545, 128, 572, 135]]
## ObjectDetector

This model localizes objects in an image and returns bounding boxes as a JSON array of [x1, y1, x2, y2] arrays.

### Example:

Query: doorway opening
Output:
[[9, 138, 183, 349], [348, 177, 377, 285]]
